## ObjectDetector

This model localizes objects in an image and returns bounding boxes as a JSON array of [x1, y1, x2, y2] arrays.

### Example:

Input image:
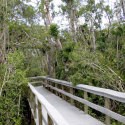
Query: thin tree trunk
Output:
[[69, 0, 76, 42], [44, 0, 52, 26], [42, 0, 62, 77], [1, 0, 8, 64], [120, 0, 125, 17], [3, 25, 7, 63], [116, 37, 119, 69], [91, 19, 96, 51], [18, 94, 21, 116], [42, 0, 54, 77], [0, 67, 10, 96]]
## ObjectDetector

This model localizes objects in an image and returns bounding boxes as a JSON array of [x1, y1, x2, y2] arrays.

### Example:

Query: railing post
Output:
[[33, 95, 37, 119], [48, 82, 53, 93], [30, 92, 34, 109], [55, 83, 58, 96], [48, 115, 53, 125], [84, 91, 88, 114], [38, 101, 42, 125], [70, 87, 74, 105], [61, 85, 66, 100], [44, 79, 48, 88], [105, 98, 110, 125], [31, 113, 35, 125]]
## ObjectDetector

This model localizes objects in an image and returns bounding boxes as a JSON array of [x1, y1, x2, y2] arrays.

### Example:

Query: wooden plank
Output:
[[35, 86, 104, 125], [28, 77, 125, 124], [43, 83, 125, 124], [28, 83, 69, 125]]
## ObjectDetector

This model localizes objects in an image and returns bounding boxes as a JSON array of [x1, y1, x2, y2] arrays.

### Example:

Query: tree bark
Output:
[[0, 0, 8, 64], [91, 18, 96, 51], [69, 0, 77, 42], [44, 0, 52, 25], [116, 36, 119, 69], [42, 0, 55, 77], [120, 0, 125, 17]]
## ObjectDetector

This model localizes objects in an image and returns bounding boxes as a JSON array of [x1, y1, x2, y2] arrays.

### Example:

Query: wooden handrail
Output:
[[28, 83, 69, 125], [30, 76, 125, 103], [29, 76, 125, 124], [30, 76, 72, 87], [77, 84, 125, 103]]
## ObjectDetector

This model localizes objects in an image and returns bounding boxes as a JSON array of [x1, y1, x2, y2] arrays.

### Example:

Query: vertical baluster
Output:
[[33, 95, 37, 119], [30, 92, 33, 109], [61, 85, 66, 100], [105, 98, 110, 125], [48, 115, 53, 125], [28, 88, 30, 100], [29, 90, 34, 125], [84, 91, 88, 114], [38, 101, 42, 125], [29, 89, 31, 104], [48, 81, 52, 92], [55, 83, 58, 96], [45, 79, 48, 88], [31, 113, 35, 125], [69, 87, 74, 105], [50, 82, 54, 93]]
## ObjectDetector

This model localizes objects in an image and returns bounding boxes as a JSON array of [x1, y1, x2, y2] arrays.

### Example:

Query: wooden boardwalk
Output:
[[28, 76, 125, 125]]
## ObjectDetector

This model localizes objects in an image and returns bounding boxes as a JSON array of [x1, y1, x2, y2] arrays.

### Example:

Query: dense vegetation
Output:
[[0, 0, 125, 125]]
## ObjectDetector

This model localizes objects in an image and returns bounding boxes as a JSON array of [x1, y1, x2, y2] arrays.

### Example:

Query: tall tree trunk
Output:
[[3, 24, 7, 63], [44, 0, 52, 25], [91, 19, 96, 51], [0, 0, 8, 64], [42, 0, 55, 77], [120, 0, 125, 17], [69, 0, 77, 42], [116, 36, 119, 69], [44, 0, 54, 77], [41, 0, 62, 77]]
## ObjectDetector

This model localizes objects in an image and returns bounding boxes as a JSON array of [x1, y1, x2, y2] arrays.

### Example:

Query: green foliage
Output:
[[0, 51, 28, 125], [8, 51, 25, 69], [49, 24, 59, 39], [26, 55, 46, 77], [0, 64, 6, 87], [1, 0, 125, 124], [111, 24, 125, 36], [22, 5, 36, 22]]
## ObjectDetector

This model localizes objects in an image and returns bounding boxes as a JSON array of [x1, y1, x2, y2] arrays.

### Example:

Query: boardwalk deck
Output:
[[34, 86, 105, 125]]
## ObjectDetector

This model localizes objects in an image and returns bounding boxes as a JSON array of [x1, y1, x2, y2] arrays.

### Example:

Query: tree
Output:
[[78, 0, 104, 51], [61, 0, 77, 42], [120, 0, 125, 17]]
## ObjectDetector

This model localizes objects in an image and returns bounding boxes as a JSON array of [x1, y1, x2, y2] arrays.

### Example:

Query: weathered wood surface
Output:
[[28, 83, 69, 125], [30, 76, 125, 103], [29, 76, 125, 124], [29, 84, 105, 125], [41, 82, 125, 124], [77, 84, 125, 103]]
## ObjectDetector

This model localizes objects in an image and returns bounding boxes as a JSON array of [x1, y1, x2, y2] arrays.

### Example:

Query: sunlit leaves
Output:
[[22, 5, 36, 22], [49, 24, 59, 39]]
